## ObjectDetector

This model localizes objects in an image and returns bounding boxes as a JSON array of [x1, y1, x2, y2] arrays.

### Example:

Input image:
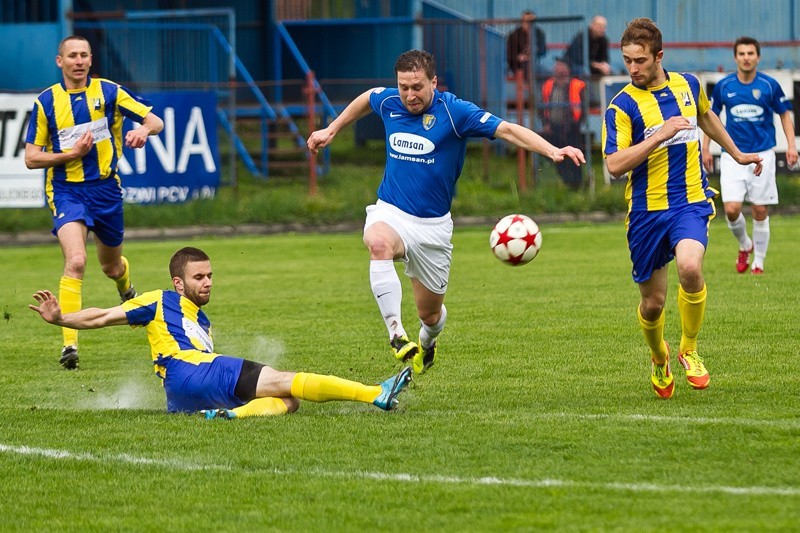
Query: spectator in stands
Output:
[[506, 10, 547, 81], [565, 15, 612, 77], [24, 35, 164, 371], [701, 36, 797, 275], [565, 15, 611, 106], [541, 60, 586, 189]]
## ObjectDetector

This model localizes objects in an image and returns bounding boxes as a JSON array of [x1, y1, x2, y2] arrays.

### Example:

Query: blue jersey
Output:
[[370, 88, 502, 217], [710, 72, 792, 153]]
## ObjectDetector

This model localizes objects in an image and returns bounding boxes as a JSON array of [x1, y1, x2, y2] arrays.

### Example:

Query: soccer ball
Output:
[[489, 214, 542, 266]]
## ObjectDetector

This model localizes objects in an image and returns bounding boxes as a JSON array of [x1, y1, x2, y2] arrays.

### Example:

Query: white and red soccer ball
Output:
[[489, 214, 542, 266]]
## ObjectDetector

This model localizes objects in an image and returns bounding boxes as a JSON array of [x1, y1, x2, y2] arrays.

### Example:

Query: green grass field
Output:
[[1, 216, 799, 530]]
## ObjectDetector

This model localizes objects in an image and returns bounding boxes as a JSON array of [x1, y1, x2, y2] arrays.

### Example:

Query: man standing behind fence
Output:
[[25, 35, 164, 370], [506, 10, 547, 82], [701, 36, 797, 274], [541, 60, 586, 189], [307, 49, 584, 377]]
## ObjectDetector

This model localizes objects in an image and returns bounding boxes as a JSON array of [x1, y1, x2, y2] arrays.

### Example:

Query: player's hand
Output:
[[125, 125, 150, 149], [551, 146, 586, 166], [307, 128, 336, 155], [735, 152, 763, 176], [702, 150, 714, 173], [29, 290, 62, 325], [786, 148, 798, 169], [659, 116, 693, 142], [72, 130, 94, 158]]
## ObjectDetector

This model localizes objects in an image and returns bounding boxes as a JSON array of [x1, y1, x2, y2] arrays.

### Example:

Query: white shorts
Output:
[[720, 149, 778, 205], [364, 200, 454, 295]]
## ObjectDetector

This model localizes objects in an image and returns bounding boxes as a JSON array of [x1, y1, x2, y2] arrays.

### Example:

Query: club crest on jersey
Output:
[[680, 92, 691, 106], [92, 98, 102, 110], [752, 89, 761, 99], [422, 114, 436, 130]]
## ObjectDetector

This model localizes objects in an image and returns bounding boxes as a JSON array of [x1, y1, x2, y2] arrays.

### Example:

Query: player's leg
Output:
[[411, 279, 446, 375], [720, 152, 753, 272], [638, 268, 673, 399], [363, 215, 418, 361], [746, 150, 777, 274], [674, 237, 710, 390], [257, 365, 412, 412], [404, 213, 453, 375], [750, 205, 769, 273], [56, 221, 89, 369], [95, 241, 135, 301], [91, 181, 136, 301]]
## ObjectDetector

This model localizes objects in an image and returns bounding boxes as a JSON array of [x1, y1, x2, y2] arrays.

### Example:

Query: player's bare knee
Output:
[[100, 261, 124, 279], [63, 254, 87, 278]]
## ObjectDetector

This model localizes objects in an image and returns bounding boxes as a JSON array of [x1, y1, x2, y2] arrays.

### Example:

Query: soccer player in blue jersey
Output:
[[307, 49, 585, 376], [602, 19, 763, 398], [24, 35, 164, 371], [29, 246, 412, 418], [701, 37, 797, 274]]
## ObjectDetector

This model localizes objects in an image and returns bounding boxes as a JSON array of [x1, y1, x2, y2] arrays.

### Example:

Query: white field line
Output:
[[2, 443, 799, 497], [421, 411, 800, 430]]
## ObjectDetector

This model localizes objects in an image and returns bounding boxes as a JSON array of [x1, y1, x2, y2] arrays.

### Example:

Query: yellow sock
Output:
[[231, 397, 289, 418], [637, 306, 668, 362], [290, 372, 381, 404], [678, 283, 707, 353], [115, 255, 132, 293], [59, 276, 82, 347]]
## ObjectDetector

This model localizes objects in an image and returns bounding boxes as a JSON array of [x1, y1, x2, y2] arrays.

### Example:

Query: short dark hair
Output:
[[734, 36, 761, 57], [394, 50, 436, 80], [58, 35, 91, 56], [169, 247, 210, 279], [620, 18, 663, 57]]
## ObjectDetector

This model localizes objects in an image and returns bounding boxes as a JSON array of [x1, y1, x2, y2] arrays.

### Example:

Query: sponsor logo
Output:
[[373, 87, 386, 94], [730, 104, 764, 120], [57, 117, 112, 149], [727, 92, 737, 98], [390, 112, 402, 118], [479, 112, 492, 124], [422, 114, 436, 130], [644, 117, 699, 148], [389, 132, 435, 155]]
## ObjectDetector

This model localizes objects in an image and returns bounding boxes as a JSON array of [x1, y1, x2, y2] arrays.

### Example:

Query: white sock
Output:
[[419, 304, 447, 349], [370, 260, 405, 339], [727, 212, 752, 251], [752, 217, 770, 269]]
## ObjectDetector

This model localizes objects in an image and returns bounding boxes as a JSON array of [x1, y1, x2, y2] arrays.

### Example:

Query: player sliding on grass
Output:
[[307, 49, 584, 376], [29, 246, 411, 419]]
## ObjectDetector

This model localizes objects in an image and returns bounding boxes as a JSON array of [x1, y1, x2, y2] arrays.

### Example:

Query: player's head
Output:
[[56, 35, 92, 88], [734, 36, 760, 57], [733, 37, 761, 74], [394, 49, 438, 115], [620, 18, 664, 87], [170, 247, 213, 306]]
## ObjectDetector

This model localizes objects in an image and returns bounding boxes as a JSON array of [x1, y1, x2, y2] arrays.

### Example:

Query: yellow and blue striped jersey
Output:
[[26, 76, 151, 184], [122, 289, 216, 378], [602, 71, 715, 212]]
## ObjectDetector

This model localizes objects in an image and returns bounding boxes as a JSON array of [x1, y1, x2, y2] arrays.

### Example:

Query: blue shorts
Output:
[[158, 355, 248, 414], [627, 200, 716, 283], [49, 178, 125, 247]]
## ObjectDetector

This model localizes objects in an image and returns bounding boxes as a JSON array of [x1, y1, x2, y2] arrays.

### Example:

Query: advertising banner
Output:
[[0, 91, 219, 207]]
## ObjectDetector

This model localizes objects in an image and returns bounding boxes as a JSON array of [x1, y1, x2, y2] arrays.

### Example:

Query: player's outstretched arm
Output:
[[698, 110, 763, 176], [307, 89, 375, 155], [494, 121, 586, 165], [29, 290, 130, 329]]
